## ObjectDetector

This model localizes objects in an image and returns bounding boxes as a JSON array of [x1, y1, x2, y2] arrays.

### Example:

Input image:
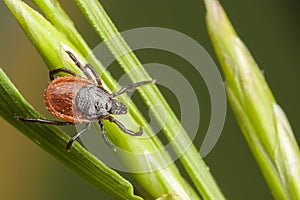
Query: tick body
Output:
[[45, 76, 111, 123], [17, 50, 154, 150]]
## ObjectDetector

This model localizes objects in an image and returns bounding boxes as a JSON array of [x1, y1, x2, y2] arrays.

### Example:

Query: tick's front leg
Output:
[[112, 79, 155, 97], [107, 116, 143, 136]]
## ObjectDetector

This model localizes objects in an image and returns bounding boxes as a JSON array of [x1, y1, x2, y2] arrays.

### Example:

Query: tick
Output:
[[16, 50, 154, 151]]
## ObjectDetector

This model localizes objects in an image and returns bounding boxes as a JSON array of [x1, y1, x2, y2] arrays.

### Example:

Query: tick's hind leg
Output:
[[65, 51, 102, 86], [107, 116, 143, 136], [65, 50, 87, 75], [84, 64, 102, 86], [16, 116, 75, 126], [112, 79, 155, 97], [98, 121, 115, 150], [49, 68, 78, 80], [67, 123, 91, 151], [64, 50, 96, 81]]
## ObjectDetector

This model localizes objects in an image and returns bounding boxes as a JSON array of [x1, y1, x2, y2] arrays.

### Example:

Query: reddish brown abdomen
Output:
[[44, 76, 95, 123]]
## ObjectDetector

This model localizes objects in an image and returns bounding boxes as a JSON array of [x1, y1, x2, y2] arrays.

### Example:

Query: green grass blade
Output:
[[4, 0, 80, 73], [30, 0, 90, 58], [204, 0, 300, 199], [4, 0, 201, 199], [0, 68, 142, 200], [73, 0, 225, 199], [29, 0, 123, 98], [28, 1, 201, 199]]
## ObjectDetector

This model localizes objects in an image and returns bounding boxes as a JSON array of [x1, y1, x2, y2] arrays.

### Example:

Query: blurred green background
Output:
[[0, 0, 299, 199]]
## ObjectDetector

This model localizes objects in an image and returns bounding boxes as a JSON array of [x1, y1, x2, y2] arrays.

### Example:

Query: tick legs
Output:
[[15, 116, 75, 125], [84, 63, 103, 86], [65, 50, 102, 86], [108, 116, 143, 136], [112, 80, 155, 98], [16, 116, 90, 151], [98, 121, 115, 149], [67, 123, 91, 151], [49, 68, 78, 80]]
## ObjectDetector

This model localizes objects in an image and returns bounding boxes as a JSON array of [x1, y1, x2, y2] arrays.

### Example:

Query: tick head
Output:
[[110, 99, 127, 115]]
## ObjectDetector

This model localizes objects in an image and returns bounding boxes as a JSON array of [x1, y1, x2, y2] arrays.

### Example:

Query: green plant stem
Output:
[[204, 0, 300, 199], [73, 0, 225, 199], [4, 0, 202, 199], [0, 68, 142, 200]]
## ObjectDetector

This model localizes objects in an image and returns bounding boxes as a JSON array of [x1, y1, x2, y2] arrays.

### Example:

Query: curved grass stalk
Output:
[[0, 68, 142, 200], [3, 0, 204, 199], [204, 0, 300, 199], [73, 0, 225, 199]]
